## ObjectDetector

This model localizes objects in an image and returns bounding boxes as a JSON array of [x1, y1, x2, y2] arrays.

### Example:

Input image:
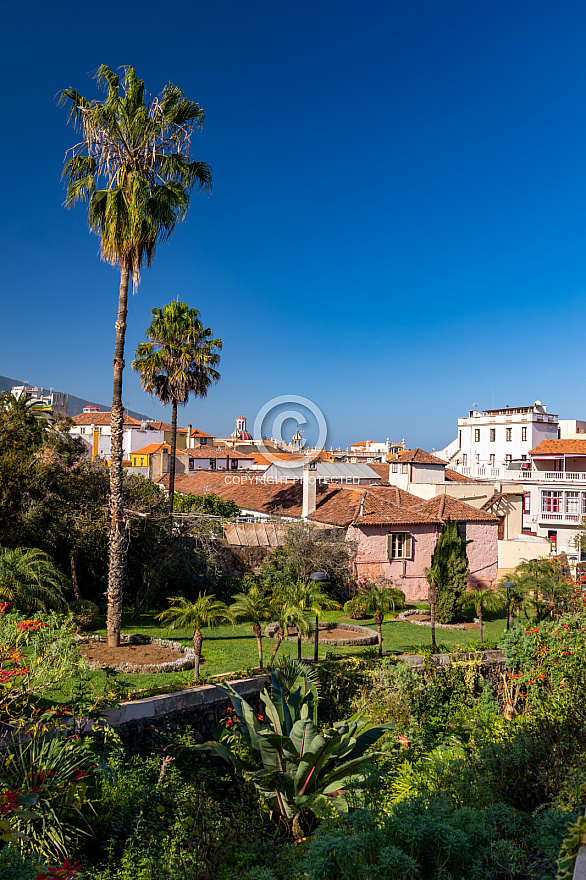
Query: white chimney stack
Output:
[[187, 423, 192, 449], [302, 461, 318, 518]]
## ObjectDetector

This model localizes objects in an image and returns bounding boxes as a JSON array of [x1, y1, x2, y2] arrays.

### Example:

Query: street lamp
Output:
[[309, 572, 328, 662], [502, 582, 515, 631]]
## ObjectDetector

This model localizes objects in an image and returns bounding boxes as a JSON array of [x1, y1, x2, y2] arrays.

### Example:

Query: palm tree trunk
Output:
[[479, 608, 484, 647], [70, 549, 81, 601], [107, 263, 130, 648], [430, 599, 438, 654], [253, 622, 263, 669], [314, 614, 319, 663], [269, 628, 283, 668], [374, 610, 383, 657], [298, 634, 302, 660], [169, 400, 178, 513], [193, 629, 203, 682]]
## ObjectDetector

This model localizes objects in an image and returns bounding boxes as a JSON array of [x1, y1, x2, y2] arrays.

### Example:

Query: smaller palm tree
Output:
[[267, 601, 310, 669], [156, 594, 234, 681], [0, 547, 66, 613], [283, 580, 341, 661], [229, 583, 275, 670], [362, 582, 400, 657], [133, 301, 222, 512], [469, 586, 505, 646]]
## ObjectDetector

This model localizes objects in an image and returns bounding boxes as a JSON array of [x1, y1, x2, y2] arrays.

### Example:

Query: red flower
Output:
[[0, 788, 21, 815], [35, 859, 82, 880]]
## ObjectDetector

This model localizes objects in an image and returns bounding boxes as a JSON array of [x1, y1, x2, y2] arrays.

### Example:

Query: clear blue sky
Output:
[[1, 0, 585, 450]]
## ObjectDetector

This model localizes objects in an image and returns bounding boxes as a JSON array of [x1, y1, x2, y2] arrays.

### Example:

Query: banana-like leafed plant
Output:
[[197, 664, 392, 835]]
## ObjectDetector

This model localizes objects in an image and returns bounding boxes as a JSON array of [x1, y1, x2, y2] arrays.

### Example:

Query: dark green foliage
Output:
[[82, 732, 277, 880], [301, 796, 572, 880], [0, 417, 223, 613], [173, 491, 240, 517], [427, 519, 469, 624], [316, 656, 379, 724]]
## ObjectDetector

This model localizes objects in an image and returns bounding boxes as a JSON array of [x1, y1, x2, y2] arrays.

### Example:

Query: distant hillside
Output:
[[0, 375, 153, 422]]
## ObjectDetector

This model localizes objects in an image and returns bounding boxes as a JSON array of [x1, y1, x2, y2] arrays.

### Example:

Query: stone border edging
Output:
[[396, 610, 468, 630], [76, 634, 196, 674], [264, 620, 378, 646]]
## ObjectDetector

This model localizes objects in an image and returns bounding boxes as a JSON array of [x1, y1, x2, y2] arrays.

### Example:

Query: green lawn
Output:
[[57, 603, 509, 704]]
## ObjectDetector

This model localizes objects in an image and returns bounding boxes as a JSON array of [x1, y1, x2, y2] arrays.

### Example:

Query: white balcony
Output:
[[540, 512, 582, 523], [517, 471, 586, 483]]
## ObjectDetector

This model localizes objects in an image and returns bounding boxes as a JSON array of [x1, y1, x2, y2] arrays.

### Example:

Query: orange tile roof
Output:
[[148, 421, 173, 432], [367, 462, 389, 480], [396, 448, 447, 466], [531, 439, 586, 455], [414, 494, 498, 522], [73, 412, 144, 427], [178, 427, 215, 439], [132, 442, 170, 456], [444, 468, 475, 483], [160, 473, 497, 528]]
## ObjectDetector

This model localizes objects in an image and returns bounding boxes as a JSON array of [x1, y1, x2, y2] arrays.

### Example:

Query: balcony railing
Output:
[[540, 512, 582, 523], [515, 471, 586, 483]]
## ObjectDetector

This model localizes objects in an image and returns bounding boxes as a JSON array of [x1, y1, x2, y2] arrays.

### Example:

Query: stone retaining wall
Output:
[[102, 674, 268, 753], [97, 652, 507, 751]]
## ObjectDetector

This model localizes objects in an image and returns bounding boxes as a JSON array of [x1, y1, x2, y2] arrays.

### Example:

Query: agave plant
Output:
[[197, 666, 392, 836]]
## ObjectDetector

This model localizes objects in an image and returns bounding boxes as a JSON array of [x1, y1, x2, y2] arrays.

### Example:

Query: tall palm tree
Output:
[[156, 594, 233, 682], [61, 66, 211, 647], [0, 547, 66, 613], [469, 586, 504, 647], [132, 301, 221, 511], [229, 583, 275, 670]]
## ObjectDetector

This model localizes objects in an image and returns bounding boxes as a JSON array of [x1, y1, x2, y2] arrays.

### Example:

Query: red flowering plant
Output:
[[0, 611, 87, 725], [500, 609, 586, 720], [35, 856, 83, 879]]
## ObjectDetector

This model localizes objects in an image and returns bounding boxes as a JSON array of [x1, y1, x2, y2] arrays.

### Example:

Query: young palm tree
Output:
[[229, 583, 275, 670], [469, 586, 504, 646], [61, 66, 211, 648], [156, 594, 233, 682], [362, 582, 399, 657], [284, 580, 341, 661], [0, 547, 66, 613], [132, 301, 221, 511], [268, 601, 310, 669]]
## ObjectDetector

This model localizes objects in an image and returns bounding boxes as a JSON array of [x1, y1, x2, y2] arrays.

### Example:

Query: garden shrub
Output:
[[69, 599, 100, 630], [343, 595, 369, 619]]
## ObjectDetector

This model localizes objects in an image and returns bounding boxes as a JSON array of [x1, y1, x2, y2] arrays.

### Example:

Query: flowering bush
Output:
[[500, 610, 586, 719]]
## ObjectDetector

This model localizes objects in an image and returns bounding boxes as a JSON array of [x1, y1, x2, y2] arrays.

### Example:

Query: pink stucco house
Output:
[[164, 470, 499, 604], [307, 485, 499, 602]]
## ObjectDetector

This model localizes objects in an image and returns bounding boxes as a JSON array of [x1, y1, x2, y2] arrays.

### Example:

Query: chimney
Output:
[[187, 423, 192, 449], [302, 461, 317, 518]]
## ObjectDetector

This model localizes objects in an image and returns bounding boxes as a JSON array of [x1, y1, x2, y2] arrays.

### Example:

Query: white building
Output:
[[11, 383, 68, 421], [508, 438, 586, 559], [70, 411, 164, 461], [444, 402, 559, 480]]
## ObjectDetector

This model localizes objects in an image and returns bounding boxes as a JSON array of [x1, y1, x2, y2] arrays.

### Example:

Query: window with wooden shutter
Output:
[[387, 533, 412, 559]]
